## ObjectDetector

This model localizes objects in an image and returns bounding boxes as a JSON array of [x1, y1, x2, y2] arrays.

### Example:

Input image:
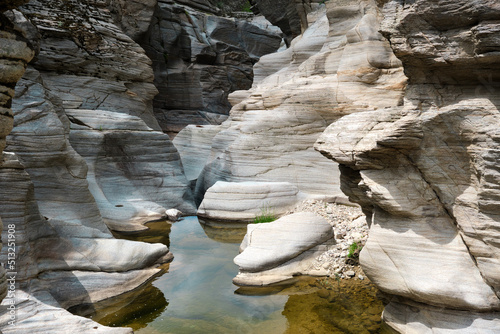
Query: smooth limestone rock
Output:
[[194, 0, 406, 205], [66, 108, 195, 231], [316, 0, 500, 331], [197, 181, 304, 222], [233, 212, 334, 285], [0, 1, 178, 332], [0, 290, 133, 334], [0, 6, 35, 305], [383, 299, 500, 334], [8, 68, 109, 233], [15, 0, 197, 230], [0, 151, 169, 333], [172, 124, 221, 184], [141, 0, 283, 135]]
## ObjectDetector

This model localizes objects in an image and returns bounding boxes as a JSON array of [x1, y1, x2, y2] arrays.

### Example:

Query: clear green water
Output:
[[77, 217, 384, 334]]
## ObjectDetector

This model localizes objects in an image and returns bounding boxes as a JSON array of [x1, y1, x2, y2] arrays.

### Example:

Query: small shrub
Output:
[[347, 241, 362, 258], [241, 0, 252, 12], [253, 205, 276, 224]]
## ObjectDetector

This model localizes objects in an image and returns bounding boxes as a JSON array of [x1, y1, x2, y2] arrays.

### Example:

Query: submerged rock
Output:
[[233, 212, 335, 285]]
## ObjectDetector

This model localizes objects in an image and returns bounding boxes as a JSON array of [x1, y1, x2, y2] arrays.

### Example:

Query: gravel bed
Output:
[[285, 199, 368, 280]]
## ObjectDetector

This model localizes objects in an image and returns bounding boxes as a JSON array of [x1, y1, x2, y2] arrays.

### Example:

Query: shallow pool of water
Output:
[[79, 217, 384, 333]]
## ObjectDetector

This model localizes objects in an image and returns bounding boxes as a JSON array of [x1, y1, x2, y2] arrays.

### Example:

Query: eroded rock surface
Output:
[[0, 3, 34, 306], [233, 212, 335, 285], [316, 0, 500, 332], [15, 0, 196, 229], [142, 0, 282, 135], [194, 0, 405, 205], [0, 1, 178, 332], [253, 0, 312, 45], [197, 181, 303, 222]]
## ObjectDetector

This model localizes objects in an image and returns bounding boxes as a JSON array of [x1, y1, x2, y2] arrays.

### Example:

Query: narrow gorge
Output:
[[1, 0, 499, 333]]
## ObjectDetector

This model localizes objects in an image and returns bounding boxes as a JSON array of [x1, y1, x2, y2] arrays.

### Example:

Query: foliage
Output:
[[347, 241, 362, 258], [241, 0, 252, 12], [253, 204, 276, 224]]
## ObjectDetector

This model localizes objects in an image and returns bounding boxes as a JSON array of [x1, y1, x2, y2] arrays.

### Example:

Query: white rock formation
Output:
[[315, 0, 500, 331], [0, 1, 180, 332], [197, 181, 304, 222], [233, 212, 335, 285], [67, 108, 195, 231], [194, 0, 406, 206], [172, 124, 221, 184]]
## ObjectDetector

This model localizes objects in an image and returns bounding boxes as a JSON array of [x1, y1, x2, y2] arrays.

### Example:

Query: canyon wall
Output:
[[0, 0, 33, 306], [0, 0, 180, 332], [140, 0, 282, 135], [190, 0, 405, 213], [316, 0, 500, 332], [16, 0, 196, 231], [0, 0, 287, 332]]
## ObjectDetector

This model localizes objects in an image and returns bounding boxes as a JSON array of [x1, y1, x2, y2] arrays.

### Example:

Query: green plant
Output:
[[253, 204, 276, 224], [347, 241, 362, 258], [241, 0, 252, 12]]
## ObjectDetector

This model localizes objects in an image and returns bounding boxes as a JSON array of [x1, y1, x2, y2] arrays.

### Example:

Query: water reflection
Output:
[[69, 277, 169, 331], [198, 218, 248, 243], [111, 220, 172, 247], [81, 217, 384, 333]]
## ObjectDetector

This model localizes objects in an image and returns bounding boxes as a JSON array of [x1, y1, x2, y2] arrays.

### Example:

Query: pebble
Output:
[[346, 270, 356, 277]]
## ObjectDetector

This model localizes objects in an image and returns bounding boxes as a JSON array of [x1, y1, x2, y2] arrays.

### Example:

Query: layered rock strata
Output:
[[197, 181, 303, 222], [172, 124, 220, 186], [253, 0, 312, 45], [194, 0, 406, 205], [233, 212, 335, 285], [316, 0, 500, 332], [17, 0, 195, 229], [0, 153, 168, 333], [141, 0, 282, 136], [0, 1, 34, 305], [0, 0, 180, 332]]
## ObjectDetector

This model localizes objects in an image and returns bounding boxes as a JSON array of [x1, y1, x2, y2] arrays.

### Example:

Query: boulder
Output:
[[197, 181, 304, 222], [165, 208, 183, 221], [233, 212, 334, 285]]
